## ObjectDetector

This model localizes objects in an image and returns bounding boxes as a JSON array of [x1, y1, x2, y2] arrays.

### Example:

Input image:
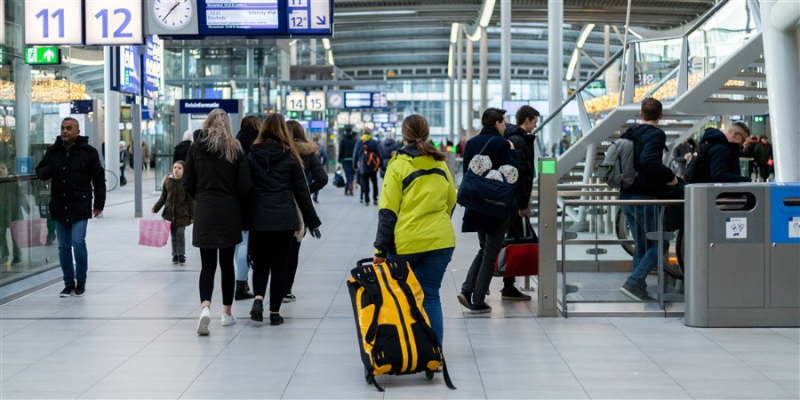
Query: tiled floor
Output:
[[1, 181, 798, 399]]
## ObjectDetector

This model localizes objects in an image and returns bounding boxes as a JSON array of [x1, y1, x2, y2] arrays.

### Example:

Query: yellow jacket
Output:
[[374, 145, 457, 257]]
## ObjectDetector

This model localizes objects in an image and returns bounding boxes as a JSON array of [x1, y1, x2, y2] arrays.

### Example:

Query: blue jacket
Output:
[[701, 128, 750, 183], [621, 124, 675, 197], [353, 135, 381, 175], [461, 127, 519, 233]]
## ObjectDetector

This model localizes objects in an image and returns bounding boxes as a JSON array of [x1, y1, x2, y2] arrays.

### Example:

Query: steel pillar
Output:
[[480, 27, 488, 113], [501, 0, 511, 100], [547, 0, 564, 155], [457, 30, 464, 142], [103, 47, 121, 192], [466, 35, 475, 139]]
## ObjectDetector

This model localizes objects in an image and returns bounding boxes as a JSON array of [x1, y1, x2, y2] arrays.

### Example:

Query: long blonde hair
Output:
[[199, 108, 242, 163], [255, 113, 303, 167]]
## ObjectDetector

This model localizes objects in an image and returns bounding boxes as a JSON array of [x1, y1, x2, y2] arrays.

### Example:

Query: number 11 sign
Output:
[[24, 0, 83, 45]]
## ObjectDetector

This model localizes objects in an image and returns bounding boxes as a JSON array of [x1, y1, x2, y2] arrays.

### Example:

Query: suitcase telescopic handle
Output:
[[356, 258, 375, 268]]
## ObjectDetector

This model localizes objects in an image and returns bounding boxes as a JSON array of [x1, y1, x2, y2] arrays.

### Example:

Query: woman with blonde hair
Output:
[[184, 108, 252, 335], [246, 113, 321, 325]]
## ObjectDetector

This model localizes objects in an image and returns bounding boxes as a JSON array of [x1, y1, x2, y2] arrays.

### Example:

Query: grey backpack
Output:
[[598, 137, 637, 189]]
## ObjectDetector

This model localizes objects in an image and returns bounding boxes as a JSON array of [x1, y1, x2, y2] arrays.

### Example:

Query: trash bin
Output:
[[685, 183, 800, 327]]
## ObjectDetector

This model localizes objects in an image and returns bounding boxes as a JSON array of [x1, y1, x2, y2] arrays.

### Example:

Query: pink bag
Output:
[[138, 218, 171, 247], [11, 219, 47, 248]]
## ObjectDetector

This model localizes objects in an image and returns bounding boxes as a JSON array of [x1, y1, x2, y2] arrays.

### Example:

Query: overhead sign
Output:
[[24, 0, 83, 45], [179, 99, 240, 114], [287, 0, 332, 35], [306, 91, 326, 111], [115, 45, 142, 95], [143, 35, 164, 99], [344, 92, 387, 109], [286, 92, 306, 111], [24, 46, 60, 65], [199, 0, 280, 35], [84, 0, 144, 45]]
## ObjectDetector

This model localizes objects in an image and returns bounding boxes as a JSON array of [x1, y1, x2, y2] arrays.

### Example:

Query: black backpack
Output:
[[683, 142, 713, 184]]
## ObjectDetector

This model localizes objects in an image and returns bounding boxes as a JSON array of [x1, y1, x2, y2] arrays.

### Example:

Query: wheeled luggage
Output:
[[347, 258, 456, 392]]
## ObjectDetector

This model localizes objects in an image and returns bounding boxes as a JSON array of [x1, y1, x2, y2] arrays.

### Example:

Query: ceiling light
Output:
[[627, 28, 643, 39], [467, 28, 481, 42], [447, 45, 455, 78], [334, 10, 416, 17], [450, 23, 459, 44], [322, 38, 331, 50], [566, 49, 579, 81], [327, 50, 334, 65], [576, 24, 595, 48], [479, 0, 496, 27]]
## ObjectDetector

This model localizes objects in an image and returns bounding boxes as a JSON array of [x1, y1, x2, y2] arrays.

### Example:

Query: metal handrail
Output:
[[625, 0, 732, 47], [563, 199, 684, 206], [0, 174, 39, 183]]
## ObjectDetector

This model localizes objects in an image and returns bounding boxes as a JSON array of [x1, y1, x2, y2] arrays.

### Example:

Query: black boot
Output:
[[250, 299, 264, 322], [235, 280, 254, 300]]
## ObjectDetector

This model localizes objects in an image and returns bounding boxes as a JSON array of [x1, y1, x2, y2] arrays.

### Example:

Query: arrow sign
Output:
[[315, 16, 326, 26], [310, 1, 331, 30], [43, 49, 55, 62], [23, 46, 61, 65]]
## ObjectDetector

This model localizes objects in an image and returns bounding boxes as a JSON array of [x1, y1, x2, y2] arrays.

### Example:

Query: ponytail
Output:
[[402, 115, 446, 162], [414, 140, 446, 161]]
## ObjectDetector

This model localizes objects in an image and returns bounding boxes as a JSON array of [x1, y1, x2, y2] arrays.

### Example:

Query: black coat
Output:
[[621, 124, 675, 197], [504, 124, 535, 211], [173, 141, 192, 163], [338, 134, 358, 162], [35, 136, 105, 222], [153, 175, 195, 228], [236, 126, 259, 156], [296, 140, 329, 193], [247, 141, 321, 232], [183, 134, 252, 248], [701, 129, 750, 183], [461, 127, 519, 233]]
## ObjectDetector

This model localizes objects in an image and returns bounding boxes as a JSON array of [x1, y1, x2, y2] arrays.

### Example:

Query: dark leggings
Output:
[[250, 231, 294, 312], [361, 172, 378, 202], [285, 240, 302, 295], [199, 247, 236, 306]]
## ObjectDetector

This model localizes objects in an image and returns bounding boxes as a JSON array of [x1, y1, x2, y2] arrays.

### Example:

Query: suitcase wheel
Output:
[[426, 370, 435, 380]]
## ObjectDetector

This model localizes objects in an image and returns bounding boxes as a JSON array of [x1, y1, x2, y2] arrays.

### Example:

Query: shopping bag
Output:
[[333, 166, 346, 188], [138, 218, 171, 247], [495, 218, 539, 277], [11, 219, 47, 248]]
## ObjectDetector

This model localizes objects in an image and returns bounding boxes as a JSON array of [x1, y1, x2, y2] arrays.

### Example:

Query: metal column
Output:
[[456, 30, 464, 142], [479, 27, 488, 113], [501, 0, 511, 101], [132, 102, 142, 218], [449, 42, 456, 140], [103, 47, 120, 191], [466, 35, 474, 139], [547, 0, 564, 155], [538, 158, 559, 317]]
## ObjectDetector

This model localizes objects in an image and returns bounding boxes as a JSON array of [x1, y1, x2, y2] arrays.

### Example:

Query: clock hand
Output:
[[162, 1, 181, 23]]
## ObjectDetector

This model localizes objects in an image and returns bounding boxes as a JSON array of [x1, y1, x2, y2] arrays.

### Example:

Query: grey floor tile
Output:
[[78, 390, 186, 399], [180, 390, 284, 399], [586, 389, 694, 399], [485, 388, 589, 399], [774, 380, 800, 397], [678, 379, 797, 399], [0, 391, 83, 399]]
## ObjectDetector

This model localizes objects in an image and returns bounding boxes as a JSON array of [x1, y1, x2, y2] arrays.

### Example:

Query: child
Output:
[[152, 161, 194, 265]]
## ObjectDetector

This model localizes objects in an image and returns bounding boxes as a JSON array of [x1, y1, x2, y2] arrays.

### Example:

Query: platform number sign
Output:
[[287, 0, 332, 34], [286, 92, 306, 112], [306, 92, 326, 111], [24, 0, 83, 45], [85, 0, 144, 45]]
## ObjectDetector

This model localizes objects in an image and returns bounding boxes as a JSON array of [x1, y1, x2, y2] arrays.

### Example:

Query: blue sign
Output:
[[143, 35, 164, 99], [179, 99, 240, 114], [70, 100, 94, 114], [287, 0, 332, 36], [115, 45, 141, 95], [770, 183, 800, 244], [183, 0, 332, 37], [344, 92, 387, 109], [16, 156, 33, 175], [309, 120, 327, 130]]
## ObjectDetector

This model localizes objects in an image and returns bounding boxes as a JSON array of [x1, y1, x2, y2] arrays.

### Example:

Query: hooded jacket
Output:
[[378, 138, 400, 170], [236, 126, 259, 156], [246, 140, 321, 232], [620, 124, 675, 197], [699, 129, 750, 183], [338, 132, 358, 162], [35, 136, 106, 222], [504, 123, 535, 211], [374, 144, 457, 257], [153, 174, 195, 227], [353, 134, 381, 175], [295, 140, 329, 193], [183, 130, 252, 248]]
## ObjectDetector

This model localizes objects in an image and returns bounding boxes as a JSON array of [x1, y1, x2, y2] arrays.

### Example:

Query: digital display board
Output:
[[198, 0, 283, 35], [115, 45, 142, 95], [344, 92, 387, 109], [143, 35, 164, 99]]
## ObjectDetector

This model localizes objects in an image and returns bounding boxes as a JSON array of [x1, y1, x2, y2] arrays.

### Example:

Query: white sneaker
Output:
[[221, 313, 236, 326], [197, 307, 211, 335]]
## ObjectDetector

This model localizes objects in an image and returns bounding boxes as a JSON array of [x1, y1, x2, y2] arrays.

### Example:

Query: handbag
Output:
[[457, 137, 516, 218], [11, 219, 47, 248], [138, 217, 171, 247], [495, 217, 539, 277], [333, 166, 346, 188]]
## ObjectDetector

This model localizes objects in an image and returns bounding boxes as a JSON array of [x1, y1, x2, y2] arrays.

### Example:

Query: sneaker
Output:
[[172, 256, 179, 264], [363, 201, 370, 206], [74, 281, 86, 297], [469, 303, 492, 314], [11, 257, 21, 265], [620, 283, 653, 301], [59, 287, 74, 297], [457, 291, 472, 310], [283, 293, 297, 303], [501, 286, 532, 301], [178, 256, 186, 266], [373, 200, 378, 206], [221, 313, 236, 326], [250, 299, 264, 322], [197, 307, 211, 335], [270, 313, 284, 326]]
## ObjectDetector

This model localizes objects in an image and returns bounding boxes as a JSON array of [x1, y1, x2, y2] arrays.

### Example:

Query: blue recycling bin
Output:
[[769, 183, 800, 311], [16, 156, 33, 175]]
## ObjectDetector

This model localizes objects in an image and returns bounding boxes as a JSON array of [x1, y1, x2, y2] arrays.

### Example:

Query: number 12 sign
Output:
[[84, 0, 144, 45], [24, 0, 83, 45]]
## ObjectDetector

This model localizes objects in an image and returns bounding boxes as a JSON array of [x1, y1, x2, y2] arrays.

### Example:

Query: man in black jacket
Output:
[[696, 124, 751, 183], [619, 99, 678, 301], [35, 118, 105, 297], [338, 128, 358, 195], [458, 108, 519, 313], [501, 105, 540, 301]]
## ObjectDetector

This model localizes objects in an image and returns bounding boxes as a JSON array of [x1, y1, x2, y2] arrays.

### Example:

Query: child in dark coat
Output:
[[153, 161, 194, 265]]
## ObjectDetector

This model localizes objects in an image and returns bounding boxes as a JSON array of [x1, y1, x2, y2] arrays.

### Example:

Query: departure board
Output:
[[189, 0, 332, 36]]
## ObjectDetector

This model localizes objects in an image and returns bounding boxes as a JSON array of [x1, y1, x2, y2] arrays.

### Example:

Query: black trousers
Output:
[[250, 231, 294, 312], [361, 172, 378, 202], [199, 247, 235, 306], [285, 240, 302, 295]]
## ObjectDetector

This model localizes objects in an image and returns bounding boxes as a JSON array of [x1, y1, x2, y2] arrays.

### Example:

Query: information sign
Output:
[[116, 45, 142, 95], [179, 99, 239, 114], [306, 91, 326, 111], [198, 0, 283, 35], [287, 0, 332, 35], [336, 112, 349, 125], [24, 46, 60, 65], [344, 92, 387, 109], [348, 112, 361, 125], [286, 92, 306, 111], [24, 0, 83, 45], [143, 35, 164, 99], [84, 0, 144, 45]]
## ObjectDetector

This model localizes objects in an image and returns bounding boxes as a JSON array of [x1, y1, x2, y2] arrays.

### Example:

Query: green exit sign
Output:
[[24, 47, 61, 65]]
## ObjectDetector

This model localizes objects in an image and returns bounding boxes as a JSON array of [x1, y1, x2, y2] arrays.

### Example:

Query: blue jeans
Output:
[[389, 247, 454, 347], [342, 161, 355, 194], [55, 220, 89, 287], [235, 231, 249, 281], [620, 192, 669, 290]]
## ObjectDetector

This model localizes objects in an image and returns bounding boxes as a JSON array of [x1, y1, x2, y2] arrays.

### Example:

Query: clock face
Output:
[[154, 0, 194, 30], [328, 93, 344, 108]]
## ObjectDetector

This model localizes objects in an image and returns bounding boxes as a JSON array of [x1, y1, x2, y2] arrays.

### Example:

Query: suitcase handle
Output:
[[356, 258, 375, 268]]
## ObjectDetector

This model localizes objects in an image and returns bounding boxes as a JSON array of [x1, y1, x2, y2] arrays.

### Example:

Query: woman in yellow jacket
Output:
[[373, 115, 457, 346]]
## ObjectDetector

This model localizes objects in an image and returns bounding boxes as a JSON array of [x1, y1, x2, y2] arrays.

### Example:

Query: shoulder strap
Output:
[[350, 264, 384, 345], [477, 136, 499, 156]]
